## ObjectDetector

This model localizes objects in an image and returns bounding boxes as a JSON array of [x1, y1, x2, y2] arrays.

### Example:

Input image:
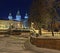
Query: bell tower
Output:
[[23, 13, 29, 28], [16, 10, 21, 21], [8, 13, 13, 20]]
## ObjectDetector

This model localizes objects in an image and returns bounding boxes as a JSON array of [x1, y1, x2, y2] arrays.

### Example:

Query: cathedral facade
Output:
[[0, 10, 29, 30]]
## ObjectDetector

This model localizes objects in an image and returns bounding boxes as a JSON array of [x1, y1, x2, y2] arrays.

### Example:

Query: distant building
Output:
[[8, 13, 13, 20], [23, 13, 29, 28], [0, 10, 29, 30], [0, 20, 23, 30], [15, 10, 21, 21]]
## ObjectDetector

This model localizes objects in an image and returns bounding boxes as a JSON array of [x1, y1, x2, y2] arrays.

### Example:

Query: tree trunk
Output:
[[38, 23, 42, 35], [51, 22, 54, 36], [39, 27, 42, 35]]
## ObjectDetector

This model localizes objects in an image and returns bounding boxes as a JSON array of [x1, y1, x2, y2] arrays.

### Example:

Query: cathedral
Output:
[[0, 10, 29, 30]]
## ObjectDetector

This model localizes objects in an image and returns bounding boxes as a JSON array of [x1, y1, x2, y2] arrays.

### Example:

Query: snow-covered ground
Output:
[[0, 35, 60, 53], [31, 28, 60, 37], [42, 32, 60, 37], [0, 36, 37, 53]]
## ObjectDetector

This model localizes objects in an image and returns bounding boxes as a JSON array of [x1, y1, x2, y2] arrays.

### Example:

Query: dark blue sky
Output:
[[0, 0, 32, 19]]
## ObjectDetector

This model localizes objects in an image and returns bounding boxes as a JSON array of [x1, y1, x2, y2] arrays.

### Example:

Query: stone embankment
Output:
[[25, 37, 60, 53], [30, 36, 60, 50]]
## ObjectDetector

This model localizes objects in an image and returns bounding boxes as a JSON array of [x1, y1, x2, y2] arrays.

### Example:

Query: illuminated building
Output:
[[0, 11, 29, 30], [15, 10, 21, 21], [8, 13, 13, 20], [23, 13, 29, 28], [0, 20, 23, 30]]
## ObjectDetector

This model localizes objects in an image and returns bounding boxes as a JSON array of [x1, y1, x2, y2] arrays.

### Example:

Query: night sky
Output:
[[0, 0, 32, 19], [0, 0, 60, 20]]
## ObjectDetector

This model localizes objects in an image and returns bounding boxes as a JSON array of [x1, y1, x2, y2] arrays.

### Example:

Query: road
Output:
[[0, 36, 37, 53]]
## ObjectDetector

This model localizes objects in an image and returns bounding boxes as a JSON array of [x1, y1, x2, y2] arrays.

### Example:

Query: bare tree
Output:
[[28, 0, 59, 36]]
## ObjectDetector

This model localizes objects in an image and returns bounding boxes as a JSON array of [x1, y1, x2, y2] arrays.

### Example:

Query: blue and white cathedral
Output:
[[8, 10, 29, 28]]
